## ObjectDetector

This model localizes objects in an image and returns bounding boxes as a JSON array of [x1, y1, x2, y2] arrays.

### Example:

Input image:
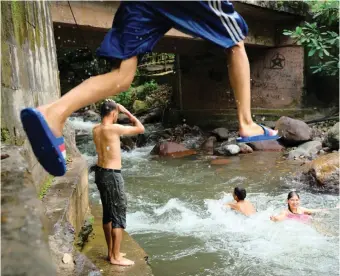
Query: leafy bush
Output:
[[136, 80, 158, 100], [283, 0, 339, 76], [97, 80, 160, 111]]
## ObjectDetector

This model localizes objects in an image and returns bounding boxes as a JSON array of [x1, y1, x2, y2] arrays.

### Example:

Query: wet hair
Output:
[[100, 99, 117, 118], [234, 187, 246, 200], [287, 191, 300, 213]]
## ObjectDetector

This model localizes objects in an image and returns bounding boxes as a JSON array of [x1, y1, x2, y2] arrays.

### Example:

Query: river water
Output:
[[69, 118, 339, 276]]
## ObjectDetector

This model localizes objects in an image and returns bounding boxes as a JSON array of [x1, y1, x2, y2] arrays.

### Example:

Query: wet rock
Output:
[[247, 140, 284, 151], [239, 143, 253, 154], [120, 136, 135, 152], [200, 136, 216, 155], [83, 110, 100, 123], [223, 144, 240, 155], [133, 100, 148, 114], [1, 146, 56, 276], [287, 141, 322, 160], [62, 253, 73, 264], [76, 219, 93, 249], [140, 107, 162, 124], [212, 128, 229, 140], [275, 116, 312, 146], [117, 113, 130, 124], [1, 154, 9, 160], [210, 158, 231, 165], [323, 122, 339, 150], [150, 142, 196, 157], [300, 152, 339, 191]]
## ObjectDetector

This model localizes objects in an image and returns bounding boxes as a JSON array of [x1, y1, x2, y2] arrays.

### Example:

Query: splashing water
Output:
[[70, 117, 339, 276]]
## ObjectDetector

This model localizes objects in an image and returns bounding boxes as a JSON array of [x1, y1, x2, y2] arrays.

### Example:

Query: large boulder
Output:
[[287, 141, 322, 160], [300, 152, 339, 191], [150, 142, 196, 158], [323, 122, 339, 150], [120, 136, 135, 152], [140, 107, 162, 124], [133, 100, 148, 115], [83, 110, 100, 123], [247, 140, 284, 151], [117, 113, 130, 124], [275, 116, 312, 146], [211, 128, 229, 140]]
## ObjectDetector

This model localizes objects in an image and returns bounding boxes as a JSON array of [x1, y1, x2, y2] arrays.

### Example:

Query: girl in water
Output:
[[270, 191, 338, 223]]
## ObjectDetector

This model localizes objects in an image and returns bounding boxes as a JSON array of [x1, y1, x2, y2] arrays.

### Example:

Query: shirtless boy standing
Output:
[[93, 99, 144, 266]]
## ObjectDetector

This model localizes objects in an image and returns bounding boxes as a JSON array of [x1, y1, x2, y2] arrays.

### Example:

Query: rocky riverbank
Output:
[[72, 110, 339, 193]]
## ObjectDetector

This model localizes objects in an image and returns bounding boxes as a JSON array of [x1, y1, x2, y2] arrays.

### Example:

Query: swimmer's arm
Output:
[[270, 211, 287, 222], [224, 202, 238, 211]]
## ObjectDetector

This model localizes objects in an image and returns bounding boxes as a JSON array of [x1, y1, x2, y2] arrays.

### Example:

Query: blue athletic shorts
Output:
[[96, 1, 248, 60]]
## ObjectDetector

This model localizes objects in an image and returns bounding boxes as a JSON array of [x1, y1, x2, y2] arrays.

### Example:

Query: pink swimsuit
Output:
[[286, 212, 311, 223]]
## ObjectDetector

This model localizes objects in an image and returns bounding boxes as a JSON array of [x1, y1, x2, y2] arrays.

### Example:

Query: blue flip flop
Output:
[[236, 124, 280, 143], [20, 108, 67, 176]]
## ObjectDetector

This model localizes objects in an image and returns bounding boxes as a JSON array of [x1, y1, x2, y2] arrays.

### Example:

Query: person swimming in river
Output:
[[224, 187, 256, 216], [270, 191, 339, 223]]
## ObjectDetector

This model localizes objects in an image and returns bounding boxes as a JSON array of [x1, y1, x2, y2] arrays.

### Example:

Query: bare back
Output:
[[93, 124, 122, 169], [227, 200, 256, 216]]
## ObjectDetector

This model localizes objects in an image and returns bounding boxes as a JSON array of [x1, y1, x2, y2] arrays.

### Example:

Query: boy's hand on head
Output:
[[117, 104, 127, 114]]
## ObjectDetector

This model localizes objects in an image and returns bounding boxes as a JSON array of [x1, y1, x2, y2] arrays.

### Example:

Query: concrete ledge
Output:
[[42, 156, 93, 275], [1, 145, 56, 276], [82, 204, 153, 276]]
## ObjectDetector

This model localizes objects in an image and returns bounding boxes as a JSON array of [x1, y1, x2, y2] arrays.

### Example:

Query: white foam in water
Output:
[[74, 123, 339, 275], [68, 117, 95, 132], [127, 192, 339, 275]]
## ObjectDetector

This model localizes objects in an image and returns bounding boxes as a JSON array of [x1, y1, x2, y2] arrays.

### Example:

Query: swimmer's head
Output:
[[287, 191, 300, 212], [100, 99, 118, 123], [233, 187, 246, 201]]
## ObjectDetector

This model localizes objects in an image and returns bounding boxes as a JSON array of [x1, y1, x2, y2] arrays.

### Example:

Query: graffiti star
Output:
[[270, 53, 285, 69]]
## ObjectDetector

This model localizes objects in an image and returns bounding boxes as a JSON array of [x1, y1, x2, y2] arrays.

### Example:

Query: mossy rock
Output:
[[133, 100, 148, 115]]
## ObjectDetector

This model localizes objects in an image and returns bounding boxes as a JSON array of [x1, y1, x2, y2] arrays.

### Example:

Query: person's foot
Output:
[[107, 253, 126, 261], [37, 105, 64, 137], [239, 122, 277, 137], [110, 257, 135, 266]]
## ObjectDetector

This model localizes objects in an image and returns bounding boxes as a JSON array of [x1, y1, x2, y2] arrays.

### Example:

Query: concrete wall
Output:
[[1, 2, 88, 275], [1, 1, 60, 190], [177, 45, 304, 111]]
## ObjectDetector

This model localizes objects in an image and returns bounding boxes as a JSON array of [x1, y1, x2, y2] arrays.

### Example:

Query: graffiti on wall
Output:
[[269, 53, 285, 69]]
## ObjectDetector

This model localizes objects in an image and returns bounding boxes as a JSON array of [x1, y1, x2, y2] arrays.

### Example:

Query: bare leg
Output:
[[110, 228, 134, 266], [226, 41, 277, 137], [103, 223, 126, 260], [38, 57, 138, 137]]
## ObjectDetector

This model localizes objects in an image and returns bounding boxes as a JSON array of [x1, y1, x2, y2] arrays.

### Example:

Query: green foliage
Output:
[[105, 80, 159, 110], [136, 80, 158, 100], [39, 175, 54, 199], [283, 0, 339, 76], [88, 216, 94, 225], [112, 89, 134, 109], [1, 128, 10, 144]]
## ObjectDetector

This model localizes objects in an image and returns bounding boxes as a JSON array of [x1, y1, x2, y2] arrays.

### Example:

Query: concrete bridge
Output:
[[51, 1, 310, 127]]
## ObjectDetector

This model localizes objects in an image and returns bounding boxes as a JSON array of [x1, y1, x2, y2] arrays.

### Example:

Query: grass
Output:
[[38, 175, 54, 199]]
